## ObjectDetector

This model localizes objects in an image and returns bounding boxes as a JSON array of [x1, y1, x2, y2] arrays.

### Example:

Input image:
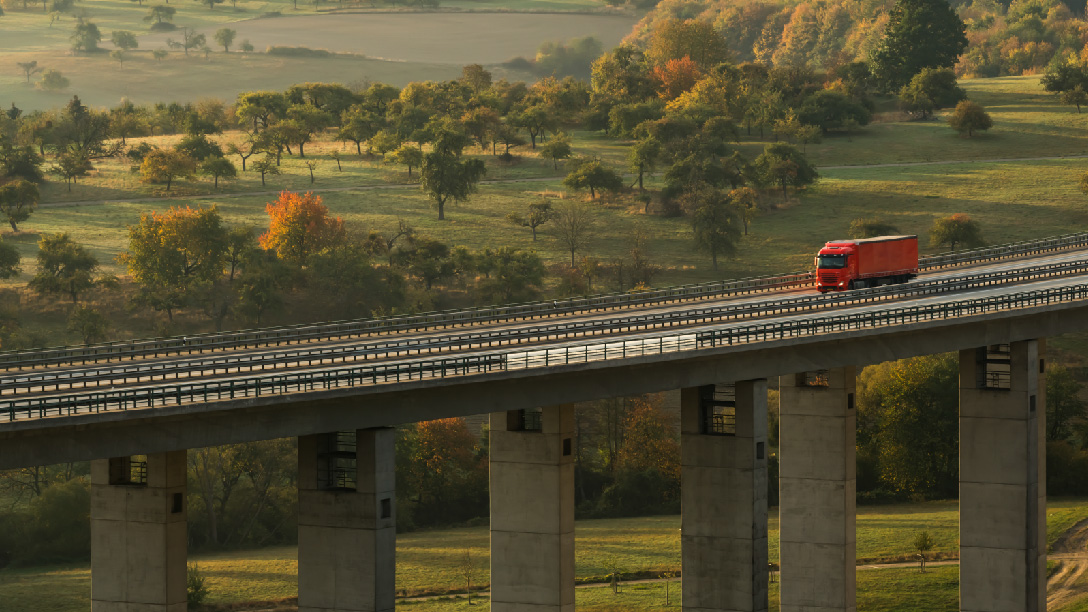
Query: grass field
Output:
[[3, 501, 1085, 611]]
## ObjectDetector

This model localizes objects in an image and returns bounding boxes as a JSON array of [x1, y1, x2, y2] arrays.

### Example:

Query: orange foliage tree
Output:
[[652, 56, 702, 101], [259, 191, 345, 266], [399, 417, 488, 527]]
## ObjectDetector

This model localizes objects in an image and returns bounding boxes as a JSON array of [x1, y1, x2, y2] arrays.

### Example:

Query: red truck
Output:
[[815, 235, 918, 292]]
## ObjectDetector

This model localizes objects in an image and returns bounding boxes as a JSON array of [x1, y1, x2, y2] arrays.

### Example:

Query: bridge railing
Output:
[[1, 231, 1087, 371], [6, 279, 1088, 422], [4, 256, 1087, 394]]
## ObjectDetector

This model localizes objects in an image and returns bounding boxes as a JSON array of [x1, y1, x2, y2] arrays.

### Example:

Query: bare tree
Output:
[[553, 200, 595, 268]]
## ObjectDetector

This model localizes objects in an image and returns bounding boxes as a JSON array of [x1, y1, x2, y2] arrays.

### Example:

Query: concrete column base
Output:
[[960, 340, 1045, 612], [779, 368, 856, 612], [298, 428, 396, 612], [490, 405, 575, 612], [91, 450, 188, 612], [682, 379, 769, 612]]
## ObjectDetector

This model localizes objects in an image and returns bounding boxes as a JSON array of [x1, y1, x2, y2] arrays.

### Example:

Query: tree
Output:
[[38, 69, 69, 91], [646, 19, 730, 70], [259, 191, 345, 266], [70, 20, 102, 53], [111, 30, 138, 52], [28, 232, 98, 304], [391, 144, 422, 179], [564, 158, 624, 199], [236, 249, 289, 325], [849, 218, 900, 239], [118, 205, 228, 320], [628, 137, 661, 191], [199, 156, 236, 188], [1, 146, 46, 183], [857, 355, 959, 499], [67, 306, 108, 344], [652, 55, 702, 100], [139, 149, 196, 191], [152, 48, 168, 62], [214, 27, 235, 52], [477, 248, 546, 304], [17, 61, 42, 84], [899, 68, 966, 119], [948, 101, 993, 137], [869, 0, 968, 91], [0, 179, 39, 232], [506, 200, 556, 241], [284, 104, 331, 158], [1043, 63, 1088, 110], [752, 143, 818, 200], [144, 4, 176, 26], [1048, 365, 1086, 442], [1061, 86, 1088, 114], [251, 155, 279, 186], [49, 150, 93, 191], [240, 40, 253, 54], [199, 0, 224, 9], [337, 106, 383, 155], [460, 64, 492, 94], [539, 133, 572, 170], [553, 200, 595, 267], [929, 213, 983, 251], [169, 28, 206, 56], [799, 90, 872, 133], [913, 531, 934, 572], [687, 187, 741, 271], [419, 150, 487, 221]]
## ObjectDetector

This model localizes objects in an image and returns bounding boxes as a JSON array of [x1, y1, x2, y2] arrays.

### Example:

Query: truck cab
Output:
[[815, 243, 857, 292]]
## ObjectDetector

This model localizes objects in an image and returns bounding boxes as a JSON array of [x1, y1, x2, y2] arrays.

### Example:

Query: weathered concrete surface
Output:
[[298, 428, 395, 612], [490, 405, 574, 612], [779, 368, 856, 612], [4, 303, 1088, 470], [91, 451, 187, 612], [681, 380, 769, 612], [960, 341, 1045, 612]]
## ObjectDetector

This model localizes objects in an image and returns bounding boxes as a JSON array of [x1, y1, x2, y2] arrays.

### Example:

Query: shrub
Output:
[[266, 46, 331, 58], [187, 563, 210, 610], [37, 69, 69, 91]]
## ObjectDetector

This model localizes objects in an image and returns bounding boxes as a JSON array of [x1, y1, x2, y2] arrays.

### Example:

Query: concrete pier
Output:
[[298, 428, 396, 612], [779, 368, 856, 612], [681, 380, 769, 612], [959, 341, 1046, 612], [489, 405, 575, 612], [90, 451, 188, 612]]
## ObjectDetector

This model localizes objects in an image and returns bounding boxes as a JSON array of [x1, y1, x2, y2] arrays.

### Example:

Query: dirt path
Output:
[[1048, 516, 1088, 610], [40, 152, 1088, 209]]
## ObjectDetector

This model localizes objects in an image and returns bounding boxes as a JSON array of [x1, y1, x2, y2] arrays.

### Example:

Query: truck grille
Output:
[[818, 273, 838, 285]]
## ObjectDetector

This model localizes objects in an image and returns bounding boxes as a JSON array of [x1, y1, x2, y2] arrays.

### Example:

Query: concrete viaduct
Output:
[[2, 234, 1086, 612]]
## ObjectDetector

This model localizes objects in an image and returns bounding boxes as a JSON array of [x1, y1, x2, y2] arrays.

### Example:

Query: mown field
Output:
[[4, 500, 1086, 612]]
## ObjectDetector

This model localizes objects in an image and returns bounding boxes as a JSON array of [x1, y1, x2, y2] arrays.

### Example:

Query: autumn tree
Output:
[[554, 200, 596, 267], [869, 0, 968, 91], [119, 205, 228, 319], [929, 213, 984, 251], [391, 144, 423, 179], [199, 156, 237, 188], [564, 157, 624, 199], [0, 179, 39, 232], [948, 100, 993, 137], [419, 149, 487, 221], [628, 137, 661, 191], [397, 418, 487, 527], [214, 28, 235, 52], [460, 64, 492, 95], [647, 19, 730, 70], [752, 143, 817, 200], [652, 56, 702, 100], [899, 68, 966, 119], [49, 150, 92, 192], [686, 187, 741, 271], [538, 132, 572, 170], [140, 149, 195, 191], [259, 191, 345, 266], [28, 232, 99, 304], [506, 199, 556, 241]]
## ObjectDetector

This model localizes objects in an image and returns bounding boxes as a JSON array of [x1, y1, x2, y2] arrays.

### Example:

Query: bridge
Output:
[[2, 233, 1086, 612]]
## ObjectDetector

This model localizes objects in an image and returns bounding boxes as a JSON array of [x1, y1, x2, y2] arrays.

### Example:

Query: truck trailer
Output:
[[815, 235, 919, 292]]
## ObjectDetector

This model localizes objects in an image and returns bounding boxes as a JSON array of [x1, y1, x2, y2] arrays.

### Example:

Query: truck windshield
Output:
[[817, 254, 847, 269]]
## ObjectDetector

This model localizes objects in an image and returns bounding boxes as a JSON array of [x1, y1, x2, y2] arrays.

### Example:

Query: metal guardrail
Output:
[[1, 231, 1087, 372], [5, 257, 1087, 395], [6, 278, 1088, 422]]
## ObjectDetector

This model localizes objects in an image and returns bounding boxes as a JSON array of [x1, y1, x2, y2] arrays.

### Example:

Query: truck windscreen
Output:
[[817, 254, 847, 269]]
